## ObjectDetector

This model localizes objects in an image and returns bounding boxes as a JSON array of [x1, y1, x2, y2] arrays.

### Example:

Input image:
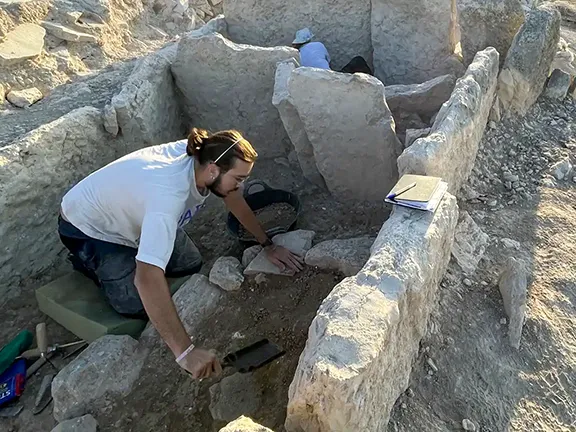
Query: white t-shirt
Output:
[[299, 42, 331, 69], [61, 140, 208, 271]]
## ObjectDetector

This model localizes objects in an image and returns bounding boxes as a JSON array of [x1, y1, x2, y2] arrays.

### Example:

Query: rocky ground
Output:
[[388, 97, 576, 432]]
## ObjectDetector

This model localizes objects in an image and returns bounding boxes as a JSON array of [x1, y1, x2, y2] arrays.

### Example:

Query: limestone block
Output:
[[102, 104, 119, 136], [223, 0, 372, 70], [498, 257, 528, 349], [186, 14, 228, 38], [543, 69, 572, 99], [457, 0, 525, 66], [112, 44, 184, 150], [242, 245, 262, 268], [305, 237, 375, 277], [209, 373, 262, 422], [219, 416, 274, 432], [289, 68, 402, 201], [41, 22, 98, 43], [171, 33, 298, 158], [273, 59, 326, 188], [51, 415, 98, 432], [372, 0, 459, 84], [498, 3, 561, 115], [7, 87, 43, 108], [397, 48, 499, 194], [385, 74, 456, 119], [404, 128, 431, 148], [451, 211, 489, 274], [286, 194, 458, 432], [0, 23, 45, 67], [210, 257, 244, 291], [52, 335, 147, 422]]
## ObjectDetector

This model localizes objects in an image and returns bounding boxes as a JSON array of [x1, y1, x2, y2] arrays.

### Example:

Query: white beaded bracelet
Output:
[[175, 341, 195, 364]]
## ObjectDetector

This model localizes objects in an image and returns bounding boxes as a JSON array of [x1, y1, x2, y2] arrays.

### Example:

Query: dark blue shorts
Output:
[[58, 216, 202, 317]]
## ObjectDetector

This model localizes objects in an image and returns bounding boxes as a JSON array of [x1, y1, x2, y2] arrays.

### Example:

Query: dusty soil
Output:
[[388, 98, 576, 432]]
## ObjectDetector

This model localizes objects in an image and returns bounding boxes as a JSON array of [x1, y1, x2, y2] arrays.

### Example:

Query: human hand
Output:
[[177, 347, 222, 379], [264, 245, 304, 273]]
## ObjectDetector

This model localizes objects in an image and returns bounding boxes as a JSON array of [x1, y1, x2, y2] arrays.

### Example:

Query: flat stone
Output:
[[305, 237, 374, 276], [404, 128, 431, 149], [0, 23, 45, 67], [286, 195, 458, 431], [41, 22, 98, 43], [550, 157, 573, 180], [498, 257, 528, 349], [7, 87, 43, 108], [544, 69, 572, 99], [52, 335, 147, 422], [209, 373, 261, 422], [385, 74, 456, 119], [50, 415, 98, 432], [372, 0, 461, 84], [289, 68, 402, 201], [244, 230, 315, 276], [451, 211, 489, 275], [171, 32, 298, 158], [219, 416, 273, 432], [398, 48, 500, 194], [210, 257, 244, 291], [458, 0, 525, 67], [501, 238, 521, 249], [223, 0, 372, 70], [273, 59, 326, 188], [242, 245, 262, 268], [498, 3, 561, 115]]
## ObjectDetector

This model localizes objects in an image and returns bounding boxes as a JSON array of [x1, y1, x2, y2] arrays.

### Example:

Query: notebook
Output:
[[385, 174, 448, 212]]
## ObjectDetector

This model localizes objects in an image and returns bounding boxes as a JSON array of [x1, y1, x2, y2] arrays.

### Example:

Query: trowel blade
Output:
[[223, 339, 285, 373]]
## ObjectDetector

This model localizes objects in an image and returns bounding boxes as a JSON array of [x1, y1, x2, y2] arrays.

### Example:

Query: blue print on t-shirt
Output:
[[178, 203, 204, 227]]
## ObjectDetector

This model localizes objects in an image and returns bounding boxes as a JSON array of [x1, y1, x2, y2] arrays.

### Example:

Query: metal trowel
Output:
[[222, 339, 285, 373]]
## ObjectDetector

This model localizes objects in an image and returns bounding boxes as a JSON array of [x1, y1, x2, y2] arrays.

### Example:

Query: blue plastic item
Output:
[[0, 359, 26, 406]]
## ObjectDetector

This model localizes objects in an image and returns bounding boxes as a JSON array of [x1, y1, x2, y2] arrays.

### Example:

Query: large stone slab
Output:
[[0, 23, 45, 66], [273, 59, 326, 188], [41, 21, 98, 43], [457, 0, 525, 67], [223, 0, 372, 70], [219, 416, 274, 432], [305, 237, 375, 277], [498, 3, 561, 115], [397, 48, 499, 194], [171, 33, 298, 158], [52, 335, 147, 422], [286, 194, 458, 432], [498, 257, 528, 349], [289, 68, 402, 201], [372, 0, 460, 84], [51, 415, 98, 432]]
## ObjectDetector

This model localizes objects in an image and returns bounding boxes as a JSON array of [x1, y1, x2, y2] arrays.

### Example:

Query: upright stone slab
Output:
[[397, 48, 500, 194], [286, 195, 458, 432], [372, 0, 460, 84], [289, 68, 402, 201], [498, 257, 528, 349], [171, 33, 298, 158], [223, 0, 372, 70], [0, 23, 45, 66], [457, 0, 525, 67], [543, 69, 572, 99], [498, 3, 561, 115], [273, 59, 326, 188]]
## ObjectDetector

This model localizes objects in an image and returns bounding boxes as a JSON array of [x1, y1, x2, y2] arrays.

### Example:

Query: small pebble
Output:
[[255, 273, 268, 285], [406, 388, 414, 397], [488, 199, 498, 207], [500, 318, 507, 325], [463, 278, 472, 287], [462, 418, 477, 431], [401, 403, 407, 410], [481, 281, 488, 287], [427, 358, 439, 373]]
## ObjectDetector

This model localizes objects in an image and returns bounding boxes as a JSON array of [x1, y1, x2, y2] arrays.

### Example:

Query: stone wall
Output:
[[171, 32, 299, 158], [397, 48, 500, 194], [223, 0, 372, 70], [286, 194, 458, 431]]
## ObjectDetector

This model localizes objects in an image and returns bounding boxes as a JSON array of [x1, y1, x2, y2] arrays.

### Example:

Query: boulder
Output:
[[51, 415, 98, 432], [288, 68, 402, 201], [457, 0, 526, 66], [371, 0, 460, 84], [397, 48, 500, 194], [242, 245, 262, 268], [286, 195, 458, 432], [305, 237, 375, 276], [41, 22, 98, 43], [0, 23, 46, 67], [451, 211, 489, 274], [543, 69, 572, 99], [171, 33, 298, 158], [498, 3, 561, 115], [6, 87, 43, 108], [209, 373, 262, 422], [210, 257, 244, 291], [52, 335, 147, 422], [498, 257, 528, 349], [244, 230, 315, 276], [223, 0, 372, 70], [404, 128, 431, 148], [385, 74, 456, 119], [219, 416, 274, 432], [550, 157, 573, 180], [273, 59, 326, 188]]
